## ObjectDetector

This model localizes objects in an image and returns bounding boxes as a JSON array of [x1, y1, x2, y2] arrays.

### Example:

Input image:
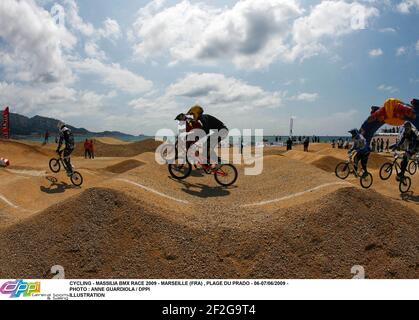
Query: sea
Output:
[[16, 134, 150, 143]]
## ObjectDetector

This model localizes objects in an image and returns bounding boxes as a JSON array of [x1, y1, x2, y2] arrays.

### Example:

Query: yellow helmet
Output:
[[187, 105, 204, 121]]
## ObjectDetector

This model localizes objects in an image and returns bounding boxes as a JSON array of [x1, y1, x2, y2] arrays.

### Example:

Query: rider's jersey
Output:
[[350, 134, 369, 153], [58, 126, 75, 150], [397, 129, 418, 153], [199, 114, 227, 135]]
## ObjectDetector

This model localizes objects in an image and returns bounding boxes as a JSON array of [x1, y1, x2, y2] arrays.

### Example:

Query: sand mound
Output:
[[95, 137, 130, 145], [0, 139, 53, 158], [73, 139, 161, 157], [311, 156, 342, 172], [286, 148, 390, 174], [0, 186, 417, 279], [251, 187, 419, 279], [105, 160, 145, 174]]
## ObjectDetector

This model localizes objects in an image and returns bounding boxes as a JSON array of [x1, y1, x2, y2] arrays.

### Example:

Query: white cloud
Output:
[[288, 93, 319, 102], [0, 81, 110, 117], [378, 27, 396, 33], [62, 0, 95, 36], [416, 40, 419, 54], [131, 0, 303, 69], [98, 18, 122, 40], [396, 46, 407, 56], [397, 0, 419, 13], [378, 84, 399, 93], [289, 1, 379, 60], [369, 48, 383, 57], [72, 59, 153, 94], [130, 0, 378, 68], [129, 73, 284, 118], [0, 0, 76, 84], [85, 41, 107, 60]]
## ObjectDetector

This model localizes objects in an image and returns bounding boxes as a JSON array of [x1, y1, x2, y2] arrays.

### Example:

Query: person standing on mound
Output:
[[286, 137, 293, 151], [89, 140, 95, 159], [84, 139, 91, 159], [43, 130, 50, 145], [303, 137, 309, 152]]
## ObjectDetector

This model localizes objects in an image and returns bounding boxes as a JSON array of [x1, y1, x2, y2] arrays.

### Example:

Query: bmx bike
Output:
[[49, 151, 83, 187], [168, 145, 238, 187], [379, 152, 411, 194], [335, 153, 373, 189]]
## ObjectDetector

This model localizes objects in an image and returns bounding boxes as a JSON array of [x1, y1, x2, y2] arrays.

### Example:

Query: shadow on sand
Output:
[[401, 192, 419, 203], [169, 177, 236, 198], [40, 176, 80, 194]]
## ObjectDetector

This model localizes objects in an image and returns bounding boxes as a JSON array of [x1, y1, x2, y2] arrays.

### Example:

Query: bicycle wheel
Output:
[[360, 172, 373, 189], [379, 162, 393, 181], [408, 161, 417, 175], [399, 176, 411, 194], [214, 164, 238, 187], [168, 161, 192, 180], [70, 171, 83, 187], [49, 158, 61, 173], [335, 162, 350, 180]]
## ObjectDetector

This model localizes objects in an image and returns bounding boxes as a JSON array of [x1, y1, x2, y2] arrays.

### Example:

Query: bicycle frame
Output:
[[56, 152, 70, 172], [346, 155, 361, 178], [389, 153, 403, 176], [186, 142, 226, 174]]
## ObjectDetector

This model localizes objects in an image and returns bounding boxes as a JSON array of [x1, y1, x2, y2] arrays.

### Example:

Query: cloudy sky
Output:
[[0, 0, 418, 135]]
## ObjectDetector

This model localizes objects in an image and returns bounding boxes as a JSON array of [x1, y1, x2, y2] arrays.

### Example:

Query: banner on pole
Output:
[[2, 107, 10, 139]]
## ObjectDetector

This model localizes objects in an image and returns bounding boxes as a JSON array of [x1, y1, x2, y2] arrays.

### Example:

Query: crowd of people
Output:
[[332, 137, 391, 154], [371, 138, 390, 153], [285, 136, 314, 152], [331, 138, 350, 149]]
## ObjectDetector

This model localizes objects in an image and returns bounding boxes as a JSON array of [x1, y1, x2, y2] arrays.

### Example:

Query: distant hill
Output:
[[8, 113, 139, 138]]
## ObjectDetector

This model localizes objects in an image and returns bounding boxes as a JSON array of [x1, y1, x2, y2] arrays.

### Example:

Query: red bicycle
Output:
[[168, 146, 238, 187]]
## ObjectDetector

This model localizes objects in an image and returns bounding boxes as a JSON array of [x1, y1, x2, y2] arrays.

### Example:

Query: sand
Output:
[[0, 140, 417, 279]]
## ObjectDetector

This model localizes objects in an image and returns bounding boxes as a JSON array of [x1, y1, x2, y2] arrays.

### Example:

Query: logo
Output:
[[0, 280, 41, 298]]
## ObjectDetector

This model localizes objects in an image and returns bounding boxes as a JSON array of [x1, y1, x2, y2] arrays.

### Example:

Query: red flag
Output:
[[2, 107, 10, 139]]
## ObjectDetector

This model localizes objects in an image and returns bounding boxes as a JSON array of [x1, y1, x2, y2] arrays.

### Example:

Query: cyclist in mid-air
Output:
[[392, 121, 418, 180], [186, 105, 228, 165], [56, 121, 75, 176], [348, 128, 370, 178]]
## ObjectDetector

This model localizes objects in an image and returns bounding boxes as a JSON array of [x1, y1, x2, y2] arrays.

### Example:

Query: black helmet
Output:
[[175, 113, 186, 121], [349, 128, 359, 136], [411, 99, 419, 108], [404, 122, 412, 129], [371, 106, 380, 114]]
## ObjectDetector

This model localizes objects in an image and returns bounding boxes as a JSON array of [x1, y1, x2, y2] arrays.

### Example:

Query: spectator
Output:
[[84, 139, 91, 159], [43, 130, 50, 145], [386, 139, 390, 152], [304, 137, 310, 152], [89, 139, 95, 159], [343, 139, 349, 150], [371, 139, 376, 153], [286, 137, 293, 151], [380, 138, 384, 153], [332, 139, 336, 148]]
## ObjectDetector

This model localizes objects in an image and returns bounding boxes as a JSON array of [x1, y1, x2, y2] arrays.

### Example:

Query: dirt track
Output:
[[0, 140, 418, 279]]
